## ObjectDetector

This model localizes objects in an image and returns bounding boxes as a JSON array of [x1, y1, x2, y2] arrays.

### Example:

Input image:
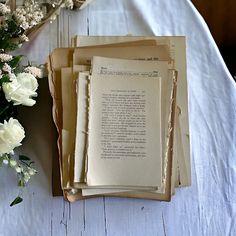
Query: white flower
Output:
[[15, 166, 22, 173], [0, 53, 13, 62], [2, 72, 38, 106], [73, 0, 86, 8], [0, 118, 25, 156], [0, 3, 10, 15], [24, 172, 30, 182], [24, 66, 44, 78], [65, 0, 74, 9], [2, 63, 11, 73], [28, 167, 37, 176], [9, 159, 17, 167], [14, 3, 44, 30], [21, 21, 29, 30], [3, 159, 9, 165], [19, 34, 29, 42]]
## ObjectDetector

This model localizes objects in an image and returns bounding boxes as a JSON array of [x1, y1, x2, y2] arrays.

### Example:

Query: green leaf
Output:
[[0, 156, 4, 167], [8, 55, 22, 68], [1, 74, 10, 83], [10, 196, 23, 207], [0, 104, 10, 117], [19, 155, 30, 161], [18, 179, 25, 187]]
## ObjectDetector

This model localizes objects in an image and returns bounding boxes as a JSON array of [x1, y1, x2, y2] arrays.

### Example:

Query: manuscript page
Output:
[[86, 75, 162, 187]]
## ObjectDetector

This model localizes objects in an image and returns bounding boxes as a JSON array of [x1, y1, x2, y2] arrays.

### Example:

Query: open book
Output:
[[47, 36, 191, 202]]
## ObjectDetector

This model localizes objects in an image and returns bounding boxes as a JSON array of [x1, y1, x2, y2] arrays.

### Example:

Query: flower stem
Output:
[[0, 104, 10, 117]]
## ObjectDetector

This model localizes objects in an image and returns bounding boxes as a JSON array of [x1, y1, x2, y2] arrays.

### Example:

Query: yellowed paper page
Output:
[[169, 38, 191, 186], [73, 45, 170, 65], [82, 188, 132, 196], [75, 36, 170, 48], [86, 75, 162, 188], [74, 72, 90, 182], [73, 65, 91, 73], [61, 67, 74, 188], [91, 56, 172, 148], [82, 57, 170, 195]]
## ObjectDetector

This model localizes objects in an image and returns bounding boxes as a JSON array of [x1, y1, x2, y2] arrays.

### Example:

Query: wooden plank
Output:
[[105, 197, 165, 236], [68, 7, 89, 40], [67, 201, 85, 236], [83, 198, 107, 236], [50, 198, 70, 236]]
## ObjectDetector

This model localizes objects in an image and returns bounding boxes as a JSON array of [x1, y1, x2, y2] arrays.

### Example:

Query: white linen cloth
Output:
[[0, 0, 235, 235]]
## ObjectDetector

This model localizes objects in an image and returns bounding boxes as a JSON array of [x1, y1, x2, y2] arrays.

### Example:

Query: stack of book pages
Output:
[[47, 36, 191, 202]]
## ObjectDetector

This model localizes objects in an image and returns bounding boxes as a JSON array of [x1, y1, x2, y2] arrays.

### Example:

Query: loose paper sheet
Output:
[[61, 67, 75, 188], [91, 56, 172, 151], [74, 45, 170, 66], [82, 57, 171, 195], [86, 75, 162, 188], [74, 72, 90, 182]]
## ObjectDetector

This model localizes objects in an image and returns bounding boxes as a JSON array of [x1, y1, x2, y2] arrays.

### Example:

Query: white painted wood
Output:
[[104, 197, 166, 236], [68, 8, 89, 40]]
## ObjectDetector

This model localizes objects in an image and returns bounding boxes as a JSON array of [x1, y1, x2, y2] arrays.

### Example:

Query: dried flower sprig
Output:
[[0, 0, 93, 206], [0, 153, 37, 187], [50, 0, 88, 10], [0, 153, 37, 206], [13, 1, 44, 30]]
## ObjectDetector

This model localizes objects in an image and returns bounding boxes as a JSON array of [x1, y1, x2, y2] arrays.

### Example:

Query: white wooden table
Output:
[[1, 1, 236, 235]]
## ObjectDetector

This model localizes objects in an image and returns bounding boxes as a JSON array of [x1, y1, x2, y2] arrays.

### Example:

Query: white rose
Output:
[[0, 118, 25, 156], [2, 72, 38, 106]]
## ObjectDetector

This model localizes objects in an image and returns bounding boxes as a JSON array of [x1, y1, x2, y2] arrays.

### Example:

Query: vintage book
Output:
[[47, 36, 190, 202]]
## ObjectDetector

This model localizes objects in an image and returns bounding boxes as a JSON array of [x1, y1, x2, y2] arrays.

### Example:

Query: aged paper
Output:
[[91, 56, 172, 147], [48, 36, 188, 201], [73, 45, 170, 66], [74, 58, 168, 193], [83, 60, 176, 196], [86, 75, 162, 188], [75, 36, 170, 48], [61, 67, 75, 188], [75, 36, 191, 187], [74, 72, 90, 182], [85, 57, 170, 194]]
